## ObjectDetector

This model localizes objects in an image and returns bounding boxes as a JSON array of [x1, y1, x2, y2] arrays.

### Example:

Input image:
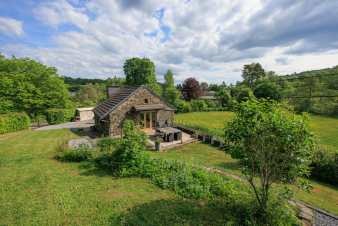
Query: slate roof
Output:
[[94, 86, 138, 120], [94, 85, 175, 120]]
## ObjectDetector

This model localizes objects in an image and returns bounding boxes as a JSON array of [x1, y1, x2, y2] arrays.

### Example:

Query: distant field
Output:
[[174, 111, 338, 151], [174, 112, 234, 137]]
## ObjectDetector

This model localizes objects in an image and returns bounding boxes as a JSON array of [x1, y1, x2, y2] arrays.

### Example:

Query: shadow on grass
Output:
[[77, 160, 113, 177], [69, 127, 99, 139], [110, 198, 250, 226]]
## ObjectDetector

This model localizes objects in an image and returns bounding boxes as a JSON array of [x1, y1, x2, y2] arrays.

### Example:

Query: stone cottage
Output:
[[94, 85, 175, 136]]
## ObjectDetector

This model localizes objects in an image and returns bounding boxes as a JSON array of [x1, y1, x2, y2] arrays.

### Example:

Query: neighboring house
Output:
[[75, 107, 94, 121], [94, 85, 175, 137], [199, 91, 217, 100]]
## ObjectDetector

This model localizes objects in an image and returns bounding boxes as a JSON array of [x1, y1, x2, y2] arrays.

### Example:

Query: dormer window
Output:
[[144, 98, 149, 104]]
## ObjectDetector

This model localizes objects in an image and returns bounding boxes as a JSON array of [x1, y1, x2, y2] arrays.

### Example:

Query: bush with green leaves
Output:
[[225, 100, 314, 223], [191, 99, 208, 111], [175, 99, 192, 113], [55, 144, 92, 162], [111, 120, 148, 176], [0, 112, 30, 134], [97, 137, 119, 153], [310, 147, 338, 186], [140, 158, 240, 200], [46, 108, 74, 124]]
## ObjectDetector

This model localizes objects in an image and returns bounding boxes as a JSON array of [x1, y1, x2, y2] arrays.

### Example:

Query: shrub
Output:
[[111, 120, 148, 176], [191, 100, 208, 111], [55, 144, 92, 162], [46, 108, 74, 124], [139, 158, 239, 199], [175, 100, 192, 113], [97, 137, 119, 152], [0, 112, 30, 134], [310, 147, 338, 186]]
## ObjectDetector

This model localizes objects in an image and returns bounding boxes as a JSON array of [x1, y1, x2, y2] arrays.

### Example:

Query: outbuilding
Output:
[[75, 107, 94, 121]]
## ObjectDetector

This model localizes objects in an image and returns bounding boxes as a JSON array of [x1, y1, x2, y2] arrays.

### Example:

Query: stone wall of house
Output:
[[108, 87, 172, 136]]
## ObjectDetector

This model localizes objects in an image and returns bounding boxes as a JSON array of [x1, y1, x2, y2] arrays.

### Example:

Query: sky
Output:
[[0, 0, 338, 84]]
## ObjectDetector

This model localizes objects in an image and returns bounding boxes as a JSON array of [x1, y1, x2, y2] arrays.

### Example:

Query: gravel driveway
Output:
[[35, 120, 94, 131]]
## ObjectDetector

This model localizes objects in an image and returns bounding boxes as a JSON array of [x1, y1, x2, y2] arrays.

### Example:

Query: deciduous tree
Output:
[[182, 77, 202, 100], [242, 63, 265, 88], [0, 55, 72, 116], [123, 57, 162, 95], [224, 100, 315, 223], [163, 70, 180, 106]]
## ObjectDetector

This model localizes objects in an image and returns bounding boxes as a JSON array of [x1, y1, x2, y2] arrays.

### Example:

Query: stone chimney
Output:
[[107, 86, 121, 98]]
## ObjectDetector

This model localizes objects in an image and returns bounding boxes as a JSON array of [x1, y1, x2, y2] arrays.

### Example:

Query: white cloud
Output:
[[2, 0, 338, 84], [33, 0, 89, 29], [0, 17, 23, 36]]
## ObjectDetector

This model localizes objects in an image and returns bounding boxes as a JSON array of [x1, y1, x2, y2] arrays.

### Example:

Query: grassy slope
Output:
[[0, 130, 178, 226], [150, 142, 338, 215], [1, 129, 252, 226], [174, 111, 338, 150]]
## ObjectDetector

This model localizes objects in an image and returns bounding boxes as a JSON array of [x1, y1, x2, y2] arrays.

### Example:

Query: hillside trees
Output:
[[123, 57, 162, 95], [0, 55, 72, 117]]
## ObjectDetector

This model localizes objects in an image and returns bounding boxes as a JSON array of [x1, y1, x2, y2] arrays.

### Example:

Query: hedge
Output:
[[46, 108, 75, 125], [0, 112, 30, 134], [310, 148, 338, 186]]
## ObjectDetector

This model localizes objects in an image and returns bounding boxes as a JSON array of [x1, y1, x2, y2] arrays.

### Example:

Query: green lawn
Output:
[[174, 111, 338, 150], [1, 111, 338, 224], [150, 142, 338, 215], [1, 130, 236, 226]]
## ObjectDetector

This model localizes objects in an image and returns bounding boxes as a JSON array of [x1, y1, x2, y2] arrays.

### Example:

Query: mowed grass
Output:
[[150, 142, 338, 215], [0, 129, 255, 226], [0, 130, 178, 226], [174, 111, 338, 150]]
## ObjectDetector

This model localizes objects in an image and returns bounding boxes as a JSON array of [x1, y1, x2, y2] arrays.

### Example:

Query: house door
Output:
[[140, 111, 156, 129]]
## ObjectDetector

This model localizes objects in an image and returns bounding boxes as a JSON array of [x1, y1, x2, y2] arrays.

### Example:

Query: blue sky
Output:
[[0, 0, 338, 84]]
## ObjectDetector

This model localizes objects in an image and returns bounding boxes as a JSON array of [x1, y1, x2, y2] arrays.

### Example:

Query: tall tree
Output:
[[123, 57, 161, 95], [182, 77, 202, 101], [163, 70, 180, 106], [242, 63, 265, 88], [0, 55, 72, 116]]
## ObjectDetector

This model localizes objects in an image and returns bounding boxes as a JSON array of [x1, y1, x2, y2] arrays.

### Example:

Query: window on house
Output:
[[144, 98, 148, 104]]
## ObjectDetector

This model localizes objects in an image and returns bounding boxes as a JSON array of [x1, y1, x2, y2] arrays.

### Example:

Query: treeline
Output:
[[1, 52, 337, 134], [280, 66, 338, 115]]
